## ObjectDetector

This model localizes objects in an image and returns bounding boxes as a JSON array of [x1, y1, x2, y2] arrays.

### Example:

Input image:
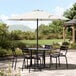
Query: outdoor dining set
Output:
[[11, 44, 68, 72], [8, 10, 69, 72]]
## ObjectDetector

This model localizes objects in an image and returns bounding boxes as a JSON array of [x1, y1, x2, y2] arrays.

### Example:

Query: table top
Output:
[[23, 47, 51, 51]]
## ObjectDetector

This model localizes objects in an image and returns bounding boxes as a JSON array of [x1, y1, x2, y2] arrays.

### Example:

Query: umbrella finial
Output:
[[33, 9, 43, 12]]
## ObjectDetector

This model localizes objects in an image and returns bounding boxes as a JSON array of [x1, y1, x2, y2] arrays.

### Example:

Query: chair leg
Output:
[[50, 57, 52, 68], [14, 57, 17, 70], [34, 59, 36, 65], [65, 56, 68, 69], [12, 57, 14, 68], [34, 59, 39, 68], [38, 58, 42, 70], [29, 59, 32, 73], [27, 59, 29, 68], [56, 57, 57, 69], [33, 59, 36, 71], [58, 57, 60, 66], [22, 58, 25, 71], [39, 59, 41, 69], [42, 57, 44, 65], [29, 66, 30, 73]]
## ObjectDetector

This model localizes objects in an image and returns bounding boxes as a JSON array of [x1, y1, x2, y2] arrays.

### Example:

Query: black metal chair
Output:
[[50, 45, 68, 69], [21, 48, 41, 72], [44, 45, 52, 56], [59, 45, 68, 68], [42, 45, 52, 67], [11, 47, 17, 70], [50, 52, 60, 69]]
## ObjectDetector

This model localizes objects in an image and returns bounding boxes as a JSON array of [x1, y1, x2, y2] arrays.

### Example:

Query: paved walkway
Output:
[[0, 51, 76, 76]]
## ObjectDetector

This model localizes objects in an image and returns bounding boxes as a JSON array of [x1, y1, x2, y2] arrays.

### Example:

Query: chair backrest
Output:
[[44, 45, 53, 55], [45, 45, 53, 49], [21, 48, 30, 56], [60, 45, 68, 55]]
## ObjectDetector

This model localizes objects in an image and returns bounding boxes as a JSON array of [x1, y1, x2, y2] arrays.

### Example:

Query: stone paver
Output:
[[0, 51, 76, 76]]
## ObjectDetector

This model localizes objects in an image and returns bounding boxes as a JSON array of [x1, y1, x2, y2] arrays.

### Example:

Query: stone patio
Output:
[[0, 50, 76, 76]]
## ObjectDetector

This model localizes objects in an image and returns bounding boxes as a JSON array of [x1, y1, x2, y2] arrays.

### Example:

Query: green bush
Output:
[[9, 41, 27, 49], [62, 42, 69, 46], [0, 48, 7, 57], [6, 49, 12, 56], [70, 43, 76, 49], [52, 43, 60, 49], [15, 42, 26, 49], [15, 48, 23, 56], [0, 40, 12, 49]]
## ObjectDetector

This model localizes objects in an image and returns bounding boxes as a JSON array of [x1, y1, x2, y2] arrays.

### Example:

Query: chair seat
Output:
[[32, 55, 41, 60], [50, 45, 68, 69], [23, 54, 41, 60], [50, 53, 59, 58], [59, 53, 66, 57]]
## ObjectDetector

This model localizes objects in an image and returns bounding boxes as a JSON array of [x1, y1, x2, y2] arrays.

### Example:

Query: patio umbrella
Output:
[[8, 10, 53, 49], [9, 10, 68, 46], [49, 15, 69, 20], [8, 10, 68, 66], [8, 10, 53, 66]]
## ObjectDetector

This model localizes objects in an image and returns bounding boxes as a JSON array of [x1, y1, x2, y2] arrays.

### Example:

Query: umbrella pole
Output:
[[37, 19, 38, 68]]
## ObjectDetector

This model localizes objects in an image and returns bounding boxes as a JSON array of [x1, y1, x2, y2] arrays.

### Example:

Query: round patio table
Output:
[[23, 47, 51, 68]]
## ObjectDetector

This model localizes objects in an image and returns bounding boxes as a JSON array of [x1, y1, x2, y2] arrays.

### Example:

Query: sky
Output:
[[0, 0, 76, 29]]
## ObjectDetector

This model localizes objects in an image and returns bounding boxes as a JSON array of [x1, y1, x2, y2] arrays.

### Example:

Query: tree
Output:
[[36, 24, 51, 39], [49, 20, 64, 38], [0, 23, 11, 49], [35, 20, 64, 39], [38, 24, 50, 35], [64, 3, 76, 19], [24, 31, 35, 40], [11, 30, 25, 40], [0, 23, 9, 41]]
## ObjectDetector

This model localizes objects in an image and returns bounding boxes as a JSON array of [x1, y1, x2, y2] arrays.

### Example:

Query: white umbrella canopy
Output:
[[49, 15, 69, 20], [8, 10, 68, 50], [9, 10, 53, 21], [9, 10, 53, 48], [9, 10, 68, 21]]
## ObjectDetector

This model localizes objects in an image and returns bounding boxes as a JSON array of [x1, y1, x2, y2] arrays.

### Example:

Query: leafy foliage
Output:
[[49, 20, 64, 39], [0, 48, 7, 57], [70, 43, 76, 49], [64, 3, 76, 19], [62, 42, 69, 46], [38, 24, 51, 35], [11, 30, 35, 40], [0, 23, 11, 49]]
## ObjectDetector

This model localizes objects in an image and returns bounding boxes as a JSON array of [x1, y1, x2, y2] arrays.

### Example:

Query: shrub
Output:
[[0, 40, 12, 49], [71, 43, 76, 49], [10, 41, 27, 49], [62, 42, 69, 46], [52, 43, 60, 49], [15, 42, 26, 49], [6, 49, 12, 56], [0, 48, 7, 57], [15, 48, 23, 56]]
